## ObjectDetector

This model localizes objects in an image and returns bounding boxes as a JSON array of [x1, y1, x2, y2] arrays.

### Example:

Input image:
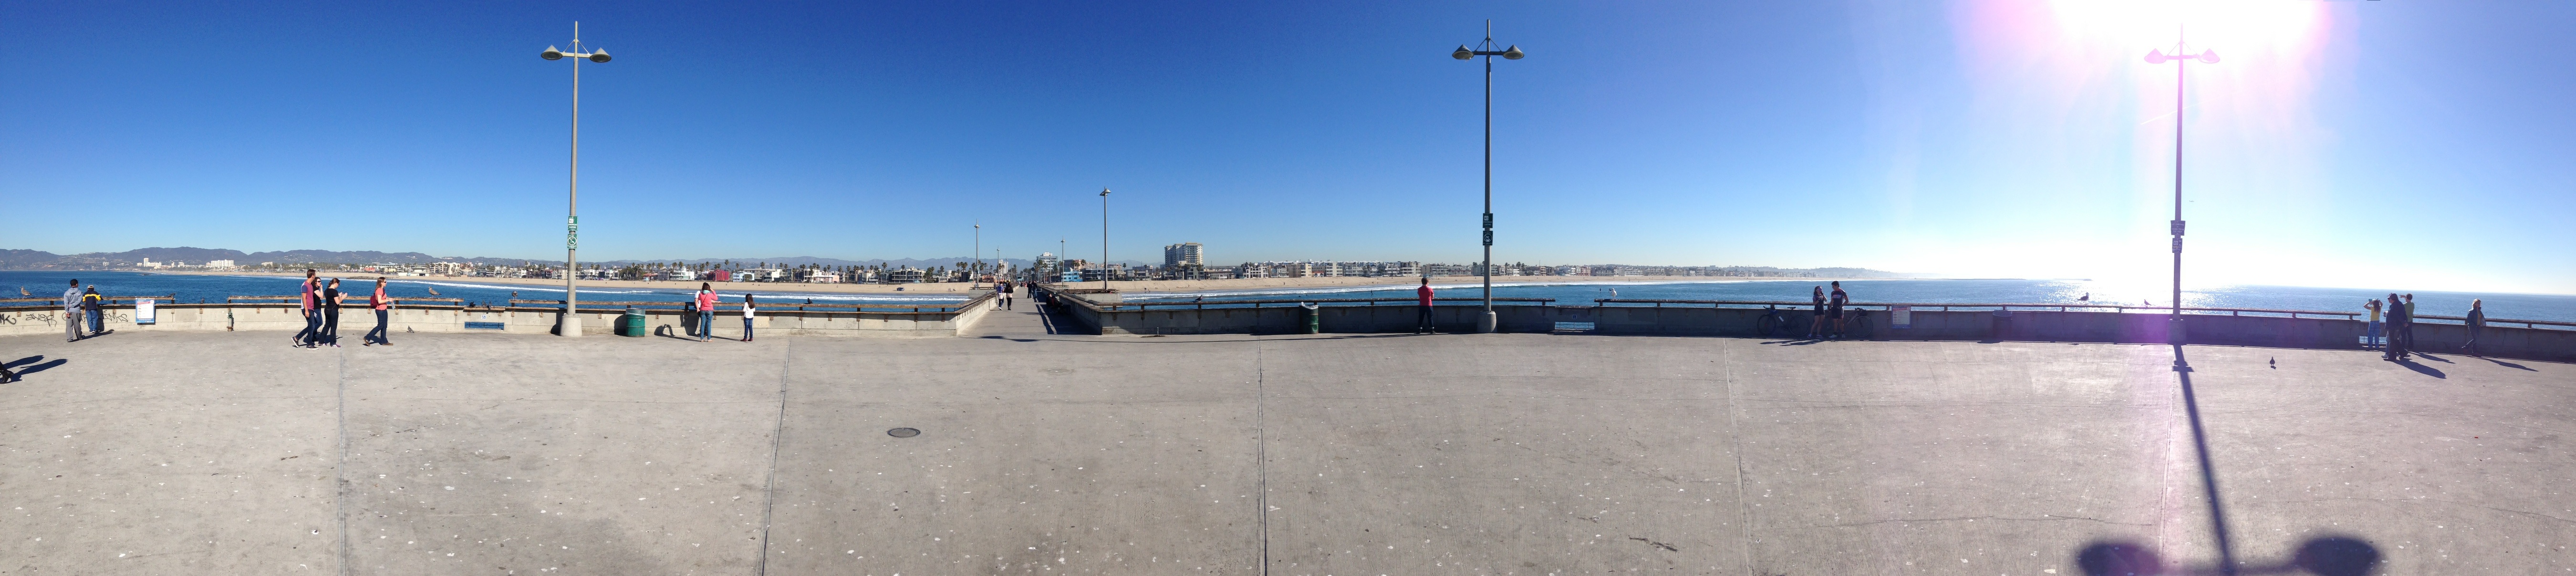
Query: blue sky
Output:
[[4, 1, 2569, 293]]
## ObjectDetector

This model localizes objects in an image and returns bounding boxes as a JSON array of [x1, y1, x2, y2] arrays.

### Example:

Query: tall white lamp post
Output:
[[540, 23, 611, 336]]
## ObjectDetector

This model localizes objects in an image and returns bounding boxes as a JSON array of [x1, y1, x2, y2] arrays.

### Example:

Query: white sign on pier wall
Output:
[[135, 298, 156, 325], [1890, 305, 1910, 329]]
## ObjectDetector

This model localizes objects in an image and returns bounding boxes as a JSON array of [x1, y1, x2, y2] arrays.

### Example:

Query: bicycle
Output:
[[1756, 304, 1790, 337], [1839, 308, 1875, 340]]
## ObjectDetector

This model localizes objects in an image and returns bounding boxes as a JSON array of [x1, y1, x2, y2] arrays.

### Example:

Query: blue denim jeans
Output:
[[87, 308, 104, 333], [742, 317, 754, 341], [697, 311, 714, 341], [2365, 321, 2381, 348]]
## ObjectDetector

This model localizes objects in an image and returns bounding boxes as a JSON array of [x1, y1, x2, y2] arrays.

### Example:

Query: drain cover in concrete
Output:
[[887, 428, 921, 438]]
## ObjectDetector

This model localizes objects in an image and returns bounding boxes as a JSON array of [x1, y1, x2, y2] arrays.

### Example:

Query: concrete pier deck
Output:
[[2, 323, 2568, 575]]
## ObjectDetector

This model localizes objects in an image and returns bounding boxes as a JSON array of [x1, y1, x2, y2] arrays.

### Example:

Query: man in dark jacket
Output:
[[2382, 293, 2408, 361], [2462, 299, 2485, 356], [82, 286, 105, 335]]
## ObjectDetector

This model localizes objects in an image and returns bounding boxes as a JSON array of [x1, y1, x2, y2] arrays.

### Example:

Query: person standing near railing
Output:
[[2462, 299, 2485, 356], [2381, 293, 2408, 361], [2390, 294, 2411, 357], [741, 293, 758, 342], [62, 279, 83, 342], [1807, 286, 1827, 339], [1828, 281, 1850, 340], [364, 277, 395, 346], [82, 285, 104, 335], [1414, 277, 1436, 334], [2363, 299, 2383, 350], [694, 283, 717, 342]]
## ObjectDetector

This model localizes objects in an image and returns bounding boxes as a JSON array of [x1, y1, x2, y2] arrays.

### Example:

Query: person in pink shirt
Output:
[[694, 283, 719, 342], [294, 269, 322, 348], [1415, 277, 1436, 334], [364, 277, 395, 346]]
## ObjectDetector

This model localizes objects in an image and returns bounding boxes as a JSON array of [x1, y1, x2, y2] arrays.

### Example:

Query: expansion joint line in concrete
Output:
[[754, 339, 793, 576], [1719, 342, 1754, 576], [334, 346, 351, 576], [1254, 335, 1270, 576]]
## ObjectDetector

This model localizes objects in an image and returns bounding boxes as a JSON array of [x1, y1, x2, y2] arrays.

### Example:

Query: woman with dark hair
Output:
[[694, 283, 718, 342], [1807, 286, 1827, 339], [741, 293, 758, 342], [321, 279, 346, 347]]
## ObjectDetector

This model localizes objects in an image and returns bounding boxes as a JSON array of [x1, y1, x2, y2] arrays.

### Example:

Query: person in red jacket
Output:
[[1415, 277, 1436, 334]]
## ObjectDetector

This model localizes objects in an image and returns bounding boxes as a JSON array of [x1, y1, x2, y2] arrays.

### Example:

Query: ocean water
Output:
[[1122, 278, 2576, 324], [9, 271, 2571, 324], [0, 271, 970, 308]]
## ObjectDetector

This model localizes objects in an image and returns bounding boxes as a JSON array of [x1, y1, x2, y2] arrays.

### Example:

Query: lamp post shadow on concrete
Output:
[[1452, 21, 1522, 333], [539, 23, 611, 336]]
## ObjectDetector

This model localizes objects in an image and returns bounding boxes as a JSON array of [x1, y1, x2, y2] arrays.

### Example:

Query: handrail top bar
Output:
[[1123, 297, 1555, 304], [1587, 298, 2363, 316], [0, 294, 176, 303]]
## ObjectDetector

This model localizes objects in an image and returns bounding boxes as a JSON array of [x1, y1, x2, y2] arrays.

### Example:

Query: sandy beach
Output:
[[160, 270, 1859, 295]]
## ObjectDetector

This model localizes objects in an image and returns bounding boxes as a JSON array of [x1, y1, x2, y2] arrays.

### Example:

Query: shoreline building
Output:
[[1163, 242, 1206, 280]]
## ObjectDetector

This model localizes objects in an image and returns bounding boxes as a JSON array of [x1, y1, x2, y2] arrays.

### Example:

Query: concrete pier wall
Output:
[[0, 291, 998, 340], [1040, 291, 2572, 362]]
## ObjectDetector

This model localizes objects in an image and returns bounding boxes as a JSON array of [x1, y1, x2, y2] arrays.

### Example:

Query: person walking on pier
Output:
[[321, 279, 345, 347], [741, 293, 758, 342], [1828, 282, 1850, 340], [694, 283, 717, 342], [1415, 277, 1436, 334], [364, 277, 394, 346], [62, 279, 82, 342], [2363, 298, 2383, 350], [2461, 299, 2485, 356], [295, 270, 322, 348], [1807, 286, 1828, 339]]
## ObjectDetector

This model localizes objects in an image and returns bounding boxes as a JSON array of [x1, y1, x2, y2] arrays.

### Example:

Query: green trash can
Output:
[[621, 307, 647, 337], [1300, 302, 1320, 334]]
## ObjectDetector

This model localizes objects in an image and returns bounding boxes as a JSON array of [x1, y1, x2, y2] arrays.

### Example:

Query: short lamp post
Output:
[[539, 23, 611, 337], [2145, 38, 2215, 344], [1453, 23, 1523, 333]]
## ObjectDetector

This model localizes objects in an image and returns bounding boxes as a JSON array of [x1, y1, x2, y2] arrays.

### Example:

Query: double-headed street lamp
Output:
[[1453, 22, 1523, 333], [1099, 189, 1112, 291], [2144, 36, 2215, 344], [539, 23, 611, 337]]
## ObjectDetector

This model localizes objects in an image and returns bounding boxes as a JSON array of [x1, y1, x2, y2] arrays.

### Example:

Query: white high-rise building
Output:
[[1163, 242, 1204, 268]]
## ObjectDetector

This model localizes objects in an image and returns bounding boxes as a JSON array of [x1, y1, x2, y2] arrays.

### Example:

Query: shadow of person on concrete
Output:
[[2393, 358, 2446, 379], [2074, 535, 2381, 576], [2075, 541, 2163, 576], [5, 355, 43, 369], [7, 358, 67, 379], [2410, 352, 2453, 364], [2483, 357, 2535, 371]]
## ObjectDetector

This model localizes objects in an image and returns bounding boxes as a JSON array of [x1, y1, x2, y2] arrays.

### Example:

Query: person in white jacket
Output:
[[741, 293, 758, 342]]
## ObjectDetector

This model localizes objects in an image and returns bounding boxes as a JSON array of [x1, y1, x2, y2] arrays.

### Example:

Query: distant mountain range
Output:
[[1, 247, 1918, 277]]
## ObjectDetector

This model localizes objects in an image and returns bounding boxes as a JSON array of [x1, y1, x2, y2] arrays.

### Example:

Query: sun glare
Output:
[[2049, 0, 2323, 51]]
